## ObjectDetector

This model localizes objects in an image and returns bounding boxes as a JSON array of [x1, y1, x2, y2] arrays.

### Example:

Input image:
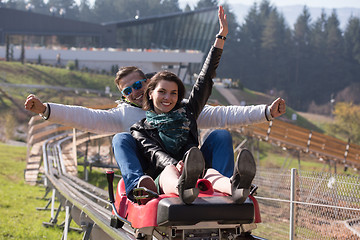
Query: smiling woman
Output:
[[142, 71, 185, 114], [127, 6, 257, 206]]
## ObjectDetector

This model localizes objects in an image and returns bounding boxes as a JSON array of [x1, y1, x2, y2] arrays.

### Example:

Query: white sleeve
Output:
[[196, 104, 268, 129], [47, 103, 145, 134]]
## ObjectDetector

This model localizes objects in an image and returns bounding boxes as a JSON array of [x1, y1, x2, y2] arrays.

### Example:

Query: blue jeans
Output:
[[112, 130, 234, 199]]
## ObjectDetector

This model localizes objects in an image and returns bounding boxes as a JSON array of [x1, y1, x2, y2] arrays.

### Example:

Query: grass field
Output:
[[0, 143, 81, 239]]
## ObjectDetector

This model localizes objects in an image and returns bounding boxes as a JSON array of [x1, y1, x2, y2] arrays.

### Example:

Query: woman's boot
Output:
[[177, 147, 205, 204], [231, 149, 256, 204]]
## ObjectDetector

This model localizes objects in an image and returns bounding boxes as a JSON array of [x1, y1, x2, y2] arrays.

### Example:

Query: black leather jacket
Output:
[[130, 46, 223, 179]]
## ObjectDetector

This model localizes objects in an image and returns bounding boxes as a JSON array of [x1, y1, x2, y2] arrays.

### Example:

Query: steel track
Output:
[[42, 133, 135, 240]]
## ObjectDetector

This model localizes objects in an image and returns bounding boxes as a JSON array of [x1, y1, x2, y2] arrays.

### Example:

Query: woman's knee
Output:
[[159, 165, 180, 194]]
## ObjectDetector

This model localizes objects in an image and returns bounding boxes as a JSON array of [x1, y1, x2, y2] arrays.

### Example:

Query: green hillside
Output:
[[0, 61, 325, 140]]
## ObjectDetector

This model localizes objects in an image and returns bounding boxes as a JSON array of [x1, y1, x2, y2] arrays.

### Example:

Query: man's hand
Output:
[[270, 97, 286, 118], [24, 94, 46, 114]]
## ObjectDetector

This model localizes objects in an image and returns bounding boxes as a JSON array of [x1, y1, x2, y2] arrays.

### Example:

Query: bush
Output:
[[66, 61, 76, 70], [37, 54, 42, 64]]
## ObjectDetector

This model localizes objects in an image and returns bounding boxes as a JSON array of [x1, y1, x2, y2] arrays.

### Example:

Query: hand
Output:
[[270, 97, 286, 118], [218, 5, 228, 37], [176, 160, 184, 174], [24, 94, 46, 114]]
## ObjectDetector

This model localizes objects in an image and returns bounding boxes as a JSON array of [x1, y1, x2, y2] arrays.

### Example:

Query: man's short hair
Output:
[[114, 66, 146, 88]]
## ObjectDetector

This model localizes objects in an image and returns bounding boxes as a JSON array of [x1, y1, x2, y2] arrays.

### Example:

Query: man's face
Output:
[[118, 72, 148, 107]]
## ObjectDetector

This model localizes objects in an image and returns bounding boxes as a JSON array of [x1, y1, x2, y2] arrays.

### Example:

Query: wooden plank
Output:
[[29, 126, 72, 145]]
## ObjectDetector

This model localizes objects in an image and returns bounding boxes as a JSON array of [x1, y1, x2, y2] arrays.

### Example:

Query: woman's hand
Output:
[[214, 6, 228, 49], [218, 5, 228, 37]]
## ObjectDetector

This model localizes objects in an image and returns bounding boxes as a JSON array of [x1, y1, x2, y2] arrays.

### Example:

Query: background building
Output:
[[0, 7, 218, 80]]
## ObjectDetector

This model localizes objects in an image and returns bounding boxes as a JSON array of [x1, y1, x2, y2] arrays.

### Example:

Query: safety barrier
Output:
[[241, 119, 360, 170], [252, 167, 360, 239]]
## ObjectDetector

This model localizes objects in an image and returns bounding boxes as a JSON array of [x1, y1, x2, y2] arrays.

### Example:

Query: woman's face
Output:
[[149, 80, 178, 114]]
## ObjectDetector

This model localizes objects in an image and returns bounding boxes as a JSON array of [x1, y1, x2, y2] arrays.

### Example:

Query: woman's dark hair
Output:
[[143, 71, 185, 111]]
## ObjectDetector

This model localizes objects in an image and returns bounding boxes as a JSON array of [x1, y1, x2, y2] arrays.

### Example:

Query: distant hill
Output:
[[230, 3, 360, 30]]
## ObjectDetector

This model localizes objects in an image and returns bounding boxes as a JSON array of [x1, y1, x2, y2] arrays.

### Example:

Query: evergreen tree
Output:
[[5, 0, 23, 9], [324, 10, 346, 104], [17, 0, 27, 10], [261, 8, 291, 94], [344, 16, 360, 65], [195, 0, 218, 9], [326, 10, 343, 59], [93, 0, 119, 22], [292, 6, 312, 109], [93, 0, 176, 23], [216, 3, 240, 80], [78, 0, 95, 22], [184, 4, 192, 12], [47, 0, 79, 19], [161, 0, 181, 13], [28, 0, 48, 15], [235, 3, 263, 91], [308, 11, 328, 106]]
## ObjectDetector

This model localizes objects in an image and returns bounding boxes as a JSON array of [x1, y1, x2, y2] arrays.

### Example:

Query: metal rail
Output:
[[41, 132, 136, 240]]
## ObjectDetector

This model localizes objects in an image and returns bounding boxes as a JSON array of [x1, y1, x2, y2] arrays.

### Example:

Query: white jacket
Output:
[[48, 101, 268, 134]]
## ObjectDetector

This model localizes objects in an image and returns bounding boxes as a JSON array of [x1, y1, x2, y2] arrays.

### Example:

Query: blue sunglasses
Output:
[[121, 79, 147, 96]]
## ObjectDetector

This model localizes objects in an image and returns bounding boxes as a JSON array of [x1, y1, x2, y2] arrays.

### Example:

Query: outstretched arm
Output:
[[188, 6, 228, 118], [214, 5, 228, 49], [197, 97, 286, 129], [23, 94, 146, 134]]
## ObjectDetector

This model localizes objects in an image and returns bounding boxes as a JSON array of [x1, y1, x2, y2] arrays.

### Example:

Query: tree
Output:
[[323, 10, 346, 104], [234, 2, 263, 91], [47, 0, 79, 19], [161, 0, 181, 13], [93, 0, 118, 22], [343, 16, 360, 90], [78, 0, 95, 22], [5, 0, 24, 9], [308, 11, 328, 106], [184, 4, 191, 12], [344, 16, 360, 65], [93, 0, 176, 23], [292, 6, 312, 109], [27, 0, 48, 15], [330, 102, 360, 144], [216, 3, 240, 80], [232, 0, 292, 94], [195, 0, 218, 9]]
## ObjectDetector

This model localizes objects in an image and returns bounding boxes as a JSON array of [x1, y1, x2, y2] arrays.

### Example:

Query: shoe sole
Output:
[[179, 147, 205, 204], [137, 176, 157, 193], [236, 149, 256, 189]]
